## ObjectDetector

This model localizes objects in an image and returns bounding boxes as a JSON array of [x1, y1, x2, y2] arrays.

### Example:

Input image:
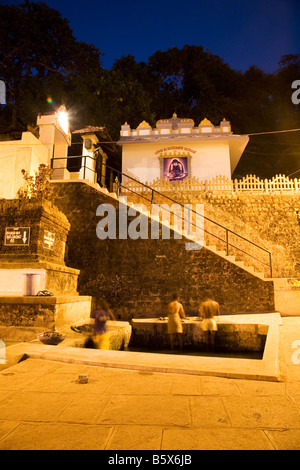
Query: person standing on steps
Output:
[[167, 293, 186, 352]]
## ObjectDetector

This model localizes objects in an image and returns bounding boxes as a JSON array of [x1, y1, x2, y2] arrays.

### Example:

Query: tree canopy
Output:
[[0, 1, 299, 178], [0, 1, 102, 128]]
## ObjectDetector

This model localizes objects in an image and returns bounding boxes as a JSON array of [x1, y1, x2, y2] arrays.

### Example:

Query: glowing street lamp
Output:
[[57, 106, 69, 135]]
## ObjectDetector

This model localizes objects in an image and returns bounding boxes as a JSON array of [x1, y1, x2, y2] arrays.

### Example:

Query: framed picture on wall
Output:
[[164, 157, 188, 181]]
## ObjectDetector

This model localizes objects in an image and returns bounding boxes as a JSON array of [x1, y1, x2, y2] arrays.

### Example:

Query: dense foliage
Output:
[[0, 1, 299, 178]]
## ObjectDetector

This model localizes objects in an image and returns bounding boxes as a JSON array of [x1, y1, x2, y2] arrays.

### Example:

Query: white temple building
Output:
[[118, 114, 249, 184]]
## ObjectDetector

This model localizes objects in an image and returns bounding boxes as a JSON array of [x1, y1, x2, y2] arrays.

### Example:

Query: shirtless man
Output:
[[198, 296, 220, 352], [167, 293, 186, 352]]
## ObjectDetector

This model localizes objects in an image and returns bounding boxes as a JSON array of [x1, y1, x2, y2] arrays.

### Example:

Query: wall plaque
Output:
[[4, 227, 30, 246], [43, 230, 55, 249]]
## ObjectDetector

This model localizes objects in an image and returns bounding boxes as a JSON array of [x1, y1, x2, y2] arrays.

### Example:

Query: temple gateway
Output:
[[118, 114, 249, 184]]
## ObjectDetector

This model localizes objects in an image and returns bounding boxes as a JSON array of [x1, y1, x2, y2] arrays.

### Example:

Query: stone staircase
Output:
[[201, 243, 265, 280], [94, 184, 268, 282]]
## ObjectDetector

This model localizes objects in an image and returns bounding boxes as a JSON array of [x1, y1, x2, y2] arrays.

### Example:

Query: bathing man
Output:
[[198, 296, 220, 352], [167, 293, 186, 352]]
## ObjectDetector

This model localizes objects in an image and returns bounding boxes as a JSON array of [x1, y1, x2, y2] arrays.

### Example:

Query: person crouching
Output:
[[90, 299, 115, 350]]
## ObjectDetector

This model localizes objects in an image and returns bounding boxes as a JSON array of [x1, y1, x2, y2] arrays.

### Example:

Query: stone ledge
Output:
[[0, 295, 90, 304], [0, 295, 92, 339], [0, 261, 80, 275]]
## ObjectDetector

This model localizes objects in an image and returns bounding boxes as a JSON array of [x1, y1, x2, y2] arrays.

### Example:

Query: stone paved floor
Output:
[[0, 317, 299, 450]]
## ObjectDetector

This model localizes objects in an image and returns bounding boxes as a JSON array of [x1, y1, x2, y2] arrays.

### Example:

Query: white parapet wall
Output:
[[0, 269, 46, 296], [273, 278, 300, 316]]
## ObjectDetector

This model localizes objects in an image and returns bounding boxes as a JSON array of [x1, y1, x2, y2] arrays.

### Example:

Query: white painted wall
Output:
[[122, 143, 161, 183], [0, 132, 49, 199], [122, 140, 232, 184], [190, 141, 231, 181], [79, 134, 98, 184], [0, 110, 73, 198], [0, 269, 46, 295]]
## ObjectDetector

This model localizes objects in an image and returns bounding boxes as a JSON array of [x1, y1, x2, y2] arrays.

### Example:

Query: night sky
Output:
[[2, 0, 300, 71]]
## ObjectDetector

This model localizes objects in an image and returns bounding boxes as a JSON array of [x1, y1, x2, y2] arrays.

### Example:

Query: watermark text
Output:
[[291, 340, 300, 365], [96, 197, 204, 251], [291, 80, 300, 105], [0, 340, 5, 364], [0, 80, 6, 105]]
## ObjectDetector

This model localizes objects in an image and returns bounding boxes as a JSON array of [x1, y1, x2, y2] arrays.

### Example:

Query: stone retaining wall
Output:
[[49, 182, 275, 319], [0, 296, 92, 340]]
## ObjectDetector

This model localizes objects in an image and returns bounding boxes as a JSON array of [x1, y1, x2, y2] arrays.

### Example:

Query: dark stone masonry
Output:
[[48, 182, 275, 319]]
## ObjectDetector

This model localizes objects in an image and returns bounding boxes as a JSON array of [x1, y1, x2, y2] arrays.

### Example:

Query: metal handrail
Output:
[[50, 155, 98, 180], [107, 164, 272, 278], [50, 155, 273, 277]]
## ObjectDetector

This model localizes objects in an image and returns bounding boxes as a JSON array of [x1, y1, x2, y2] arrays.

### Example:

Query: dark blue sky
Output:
[[3, 0, 300, 72]]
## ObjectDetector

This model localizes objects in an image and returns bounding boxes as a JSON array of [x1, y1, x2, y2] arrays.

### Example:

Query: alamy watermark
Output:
[[0, 80, 6, 105], [291, 80, 300, 105], [96, 197, 204, 251], [291, 340, 300, 365], [0, 340, 5, 364]]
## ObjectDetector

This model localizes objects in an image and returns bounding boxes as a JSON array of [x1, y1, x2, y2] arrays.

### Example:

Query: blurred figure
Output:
[[167, 293, 186, 352], [198, 296, 220, 352], [90, 299, 115, 350]]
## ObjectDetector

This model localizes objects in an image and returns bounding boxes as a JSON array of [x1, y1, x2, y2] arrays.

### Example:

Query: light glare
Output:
[[57, 107, 69, 134]]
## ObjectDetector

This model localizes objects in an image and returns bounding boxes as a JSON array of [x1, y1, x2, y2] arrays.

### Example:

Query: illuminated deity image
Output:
[[164, 157, 188, 182]]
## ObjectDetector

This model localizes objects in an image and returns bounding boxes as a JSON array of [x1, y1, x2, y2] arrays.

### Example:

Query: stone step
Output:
[[204, 245, 217, 252], [235, 260, 245, 269], [215, 250, 226, 257], [244, 265, 255, 273], [252, 271, 265, 279]]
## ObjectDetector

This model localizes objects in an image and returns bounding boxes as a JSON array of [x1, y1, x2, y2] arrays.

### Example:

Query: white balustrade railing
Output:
[[121, 174, 300, 194]]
